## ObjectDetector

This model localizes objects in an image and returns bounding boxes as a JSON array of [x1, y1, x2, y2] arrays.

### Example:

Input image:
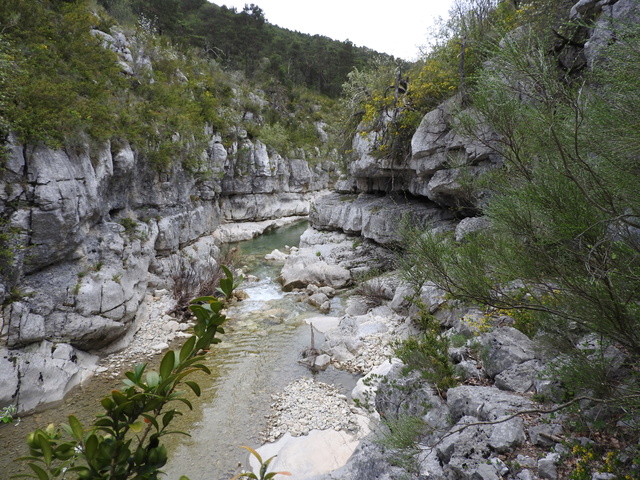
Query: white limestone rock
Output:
[[265, 248, 289, 261], [476, 327, 537, 378]]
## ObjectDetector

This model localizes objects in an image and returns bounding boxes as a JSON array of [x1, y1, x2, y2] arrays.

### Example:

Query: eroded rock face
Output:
[[0, 133, 335, 413], [310, 192, 454, 245], [345, 95, 502, 212]]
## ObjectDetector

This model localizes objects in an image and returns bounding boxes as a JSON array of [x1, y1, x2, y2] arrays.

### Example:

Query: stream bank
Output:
[[0, 220, 366, 480]]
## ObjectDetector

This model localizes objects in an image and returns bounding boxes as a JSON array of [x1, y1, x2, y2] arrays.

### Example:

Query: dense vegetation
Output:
[[0, 0, 390, 172], [97, 0, 387, 97], [340, 0, 575, 163], [391, 0, 640, 476]]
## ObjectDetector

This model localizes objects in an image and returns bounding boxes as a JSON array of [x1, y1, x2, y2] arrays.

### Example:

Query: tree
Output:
[[447, 0, 497, 99], [235, 4, 267, 76], [400, 20, 640, 387]]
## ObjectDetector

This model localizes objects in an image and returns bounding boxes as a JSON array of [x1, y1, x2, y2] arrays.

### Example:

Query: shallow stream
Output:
[[0, 221, 358, 480]]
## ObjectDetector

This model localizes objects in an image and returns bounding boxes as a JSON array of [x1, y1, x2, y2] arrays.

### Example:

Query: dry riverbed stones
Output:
[[261, 378, 361, 442]]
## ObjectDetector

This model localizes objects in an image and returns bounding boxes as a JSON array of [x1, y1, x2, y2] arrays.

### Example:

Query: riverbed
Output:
[[0, 221, 359, 480], [163, 220, 361, 479]]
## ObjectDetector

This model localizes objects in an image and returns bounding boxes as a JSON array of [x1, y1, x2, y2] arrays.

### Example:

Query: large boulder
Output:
[[476, 327, 537, 378], [447, 385, 534, 422], [0, 341, 98, 413], [279, 252, 351, 291], [494, 359, 545, 393]]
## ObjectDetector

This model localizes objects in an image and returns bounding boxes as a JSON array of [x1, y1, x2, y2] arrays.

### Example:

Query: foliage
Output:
[[170, 247, 242, 317], [545, 336, 627, 399], [0, 216, 22, 284], [116, 31, 234, 172], [338, 0, 523, 164], [404, 18, 640, 342], [398, 17, 640, 454], [100, 0, 385, 98], [1, 404, 17, 424], [0, 33, 15, 153], [0, 0, 219, 169], [394, 305, 459, 397], [16, 269, 239, 480], [230, 445, 291, 480], [0, 0, 345, 174], [513, 0, 577, 39], [0, 0, 129, 147], [564, 442, 627, 480], [353, 276, 390, 308], [376, 414, 426, 472], [118, 218, 138, 234]]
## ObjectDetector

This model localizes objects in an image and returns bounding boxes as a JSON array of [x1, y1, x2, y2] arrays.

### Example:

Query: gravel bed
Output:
[[260, 378, 362, 443], [95, 290, 191, 378]]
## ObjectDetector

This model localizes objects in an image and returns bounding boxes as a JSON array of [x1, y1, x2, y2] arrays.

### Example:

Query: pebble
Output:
[[261, 378, 361, 443]]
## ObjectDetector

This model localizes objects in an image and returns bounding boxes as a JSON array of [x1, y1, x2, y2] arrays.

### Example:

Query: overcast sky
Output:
[[216, 0, 455, 60]]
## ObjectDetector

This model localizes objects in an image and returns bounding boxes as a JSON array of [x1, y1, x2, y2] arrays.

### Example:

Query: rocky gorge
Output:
[[0, 128, 335, 413], [240, 2, 640, 478], [1, 0, 639, 478]]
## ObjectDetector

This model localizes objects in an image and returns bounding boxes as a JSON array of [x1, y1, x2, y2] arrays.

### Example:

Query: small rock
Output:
[[471, 463, 500, 479], [538, 452, 560, 480], [592, 474, 616, 480], [529, 424, 563, 447], [489, 417, 525, 453], [162, 320, 180, 333], [516, 455, 537, 468], [490, 457, 509, 476], [317, 286, 336, 297], [314, 354, 331, 369], [265, 249, 288, 261], [319, 301, 331, 314], [517, 470, 534, 480], [308, 292, 329, 308]]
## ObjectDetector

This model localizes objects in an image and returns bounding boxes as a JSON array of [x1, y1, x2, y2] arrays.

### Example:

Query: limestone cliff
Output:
[[312, 0, 639, 246], [0, 130, 334, 413], [315, 94, 497, 244]]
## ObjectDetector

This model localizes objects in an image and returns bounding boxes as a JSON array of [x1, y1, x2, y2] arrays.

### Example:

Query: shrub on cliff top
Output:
[[0, 0, 125, 148]]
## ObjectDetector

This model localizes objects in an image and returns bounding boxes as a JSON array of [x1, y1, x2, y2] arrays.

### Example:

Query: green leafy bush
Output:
[[16, 269, 239, 480], [230, 445, 291, 480], [394, 306, 459, 397]]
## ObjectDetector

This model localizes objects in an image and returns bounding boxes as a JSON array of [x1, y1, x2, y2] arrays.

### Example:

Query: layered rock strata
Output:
[[0, 133, 334, 413]]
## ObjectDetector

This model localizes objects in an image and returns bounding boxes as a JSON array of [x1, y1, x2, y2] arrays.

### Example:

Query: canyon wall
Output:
[[0, 132, 334, 413]]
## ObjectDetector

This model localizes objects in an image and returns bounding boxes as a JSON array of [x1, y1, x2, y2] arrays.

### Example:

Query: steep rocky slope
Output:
[[274, 1, 640, 478], [0, 128, 334, 413]]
